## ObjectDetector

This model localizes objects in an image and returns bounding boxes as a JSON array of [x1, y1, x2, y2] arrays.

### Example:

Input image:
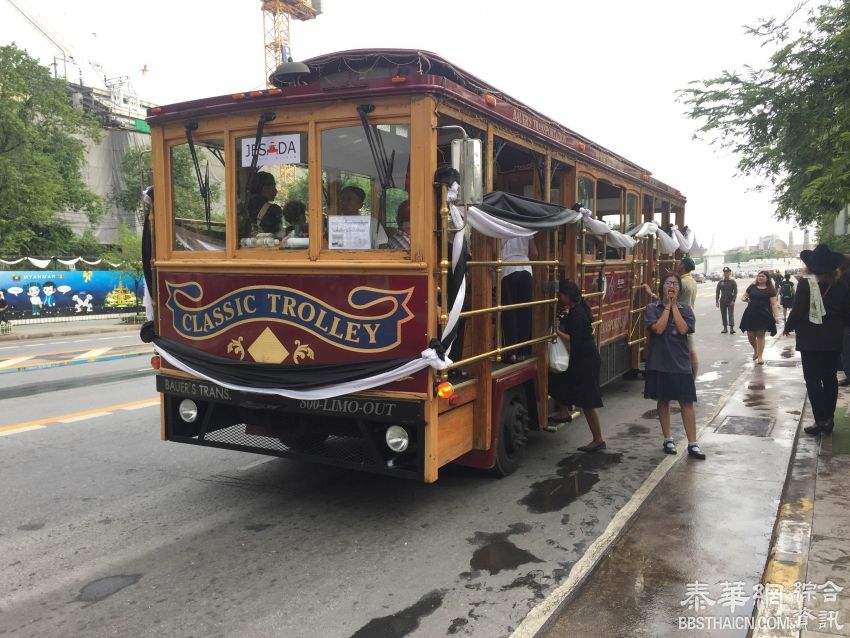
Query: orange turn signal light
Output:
[[150, 355, 161, 370], [232, 92, 246, 100], [484, 94, 497, 107], [391, 75, 407, 84], [436, 381, 454, 399]]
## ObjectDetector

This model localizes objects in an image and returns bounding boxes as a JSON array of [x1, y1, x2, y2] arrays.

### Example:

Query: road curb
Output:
[[510, 362, 753, 638], [0, 323, 140, 341]]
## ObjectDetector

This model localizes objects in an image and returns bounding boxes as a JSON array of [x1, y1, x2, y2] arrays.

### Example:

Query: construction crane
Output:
[[5, 0, 80, 81], [261, 0, 321, 87]]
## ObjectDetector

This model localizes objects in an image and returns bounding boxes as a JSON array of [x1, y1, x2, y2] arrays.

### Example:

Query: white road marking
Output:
[[237, 457, 276, 471], [73, 347, 111, 360], [59, 412, 111, 423], [0, 356, 36, 369], [121, 401, 160, 410], [0, 425, 46, 437]]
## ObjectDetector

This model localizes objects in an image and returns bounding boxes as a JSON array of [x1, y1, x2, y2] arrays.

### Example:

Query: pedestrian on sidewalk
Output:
[[784, 244, 850, 436], [644, 272, 705, 459], [0, 290, 8, 324], [677, 256, 699, 375], [739, 271, 779, 365], [716, 267, 738, 334], [548, 280, 605, 451], [839, 257, 850, 387], [778, 272, 795, 322]]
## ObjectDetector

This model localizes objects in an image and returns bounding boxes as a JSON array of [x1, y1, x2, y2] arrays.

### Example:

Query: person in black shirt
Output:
[[247, 172, 284, 236], [785, 245, 850, 435], [716, 267, 738, 333], [548, 280, 605, 452]]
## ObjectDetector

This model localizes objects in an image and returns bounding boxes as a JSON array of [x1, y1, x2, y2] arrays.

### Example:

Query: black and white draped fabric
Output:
[[463, 193, 637, 248], [627, 221, 693, 254]]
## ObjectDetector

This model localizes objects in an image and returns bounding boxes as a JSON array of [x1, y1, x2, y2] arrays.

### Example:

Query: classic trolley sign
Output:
[[142, 49, 690, 482]]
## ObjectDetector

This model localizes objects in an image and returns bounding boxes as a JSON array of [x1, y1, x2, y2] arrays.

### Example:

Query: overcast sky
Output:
[[1, 0, 813, 252]]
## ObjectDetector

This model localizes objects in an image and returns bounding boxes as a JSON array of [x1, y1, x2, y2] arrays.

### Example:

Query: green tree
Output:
[[0, 45, 103, 255], [102, 224, 143, 301], [681, 1, 850, 227], [111, 146, 151, 226], [114, 143, 224, 224]]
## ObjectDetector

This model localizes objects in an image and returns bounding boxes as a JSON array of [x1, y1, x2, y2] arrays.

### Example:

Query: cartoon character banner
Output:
[[0, 271, 143, 318]]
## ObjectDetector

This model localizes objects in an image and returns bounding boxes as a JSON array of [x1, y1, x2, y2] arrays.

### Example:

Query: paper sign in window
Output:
[[329, 216, 371, 250], [241, 134, 301, 167]]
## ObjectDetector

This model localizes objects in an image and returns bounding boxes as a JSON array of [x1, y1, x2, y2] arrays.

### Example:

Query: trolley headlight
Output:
[[385, 425, 409, 453], [178, 399, 198, 423]]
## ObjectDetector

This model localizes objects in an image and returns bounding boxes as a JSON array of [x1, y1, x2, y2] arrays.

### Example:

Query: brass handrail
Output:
[[445, 332, 558, 369], [466, 259, 560, 267], [458, 296, 556, 319]]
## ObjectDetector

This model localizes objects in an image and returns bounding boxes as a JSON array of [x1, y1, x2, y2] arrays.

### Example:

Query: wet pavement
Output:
[[4, 290, 850, 637], [532, 337, 850, 638]]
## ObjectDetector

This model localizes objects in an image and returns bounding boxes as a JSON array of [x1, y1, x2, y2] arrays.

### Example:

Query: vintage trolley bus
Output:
[[143, 49, 691, 482]]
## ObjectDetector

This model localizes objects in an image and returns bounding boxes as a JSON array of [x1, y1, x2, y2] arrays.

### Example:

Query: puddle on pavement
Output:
[[465, 524, 540, 575], [781, 346, 795, 358], [470, 541, 543, 575], [500, 571, 547, 599], [350, 589, 445, 638], [75, 574, 142, 604], [519, 453, 623, 514], [747, 383, 766, 390]]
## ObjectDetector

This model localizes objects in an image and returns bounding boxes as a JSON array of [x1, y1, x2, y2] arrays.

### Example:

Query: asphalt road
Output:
[[0, 283, 776, 638]]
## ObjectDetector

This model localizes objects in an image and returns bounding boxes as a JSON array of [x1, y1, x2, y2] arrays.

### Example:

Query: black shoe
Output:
[[721, 328, 728, 334], [662, 440, 677, 455], [804, 421, 832, 435], [730, 328, 736, 334], [687, 444, 706, 460]]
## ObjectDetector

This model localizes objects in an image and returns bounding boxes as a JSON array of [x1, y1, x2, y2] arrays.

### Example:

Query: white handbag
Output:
[[548, 336, 570, 372]]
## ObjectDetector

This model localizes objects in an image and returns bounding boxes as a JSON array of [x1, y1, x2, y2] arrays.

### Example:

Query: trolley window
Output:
[[321, 123, 411, 251], [170, 139, 226, 252], [236, 131, 309, 251]]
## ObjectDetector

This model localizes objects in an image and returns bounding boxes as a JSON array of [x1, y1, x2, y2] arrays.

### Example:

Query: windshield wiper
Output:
[[242, 112, 277, 204], [184, 121, 212, 228], [357, 104, 395, 191]]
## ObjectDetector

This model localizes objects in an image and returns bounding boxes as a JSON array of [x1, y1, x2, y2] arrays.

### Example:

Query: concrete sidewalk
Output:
[[530, 339, 850, 637], [0, 317, 141, 341]]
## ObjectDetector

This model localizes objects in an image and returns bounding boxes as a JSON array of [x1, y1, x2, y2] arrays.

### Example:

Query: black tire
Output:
[[492, 386, 530, 477]]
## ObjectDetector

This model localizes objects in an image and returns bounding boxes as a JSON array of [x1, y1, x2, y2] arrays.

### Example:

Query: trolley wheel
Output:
[[492, 386, 530, 477]]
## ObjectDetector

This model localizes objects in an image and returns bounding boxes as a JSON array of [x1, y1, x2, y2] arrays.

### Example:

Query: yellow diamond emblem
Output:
[[247, 327, 289, 363]]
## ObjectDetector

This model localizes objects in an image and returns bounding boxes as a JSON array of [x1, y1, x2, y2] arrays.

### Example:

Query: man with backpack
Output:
[[779, 273, 795, 322]]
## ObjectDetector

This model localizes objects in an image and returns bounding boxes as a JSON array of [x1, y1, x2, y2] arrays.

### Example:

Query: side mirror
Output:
[[451, 138, 483, 206]]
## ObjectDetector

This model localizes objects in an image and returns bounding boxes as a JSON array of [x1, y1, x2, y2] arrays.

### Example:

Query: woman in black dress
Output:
[[739, 270, 779, 364], [548, 280, 605, 452]]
